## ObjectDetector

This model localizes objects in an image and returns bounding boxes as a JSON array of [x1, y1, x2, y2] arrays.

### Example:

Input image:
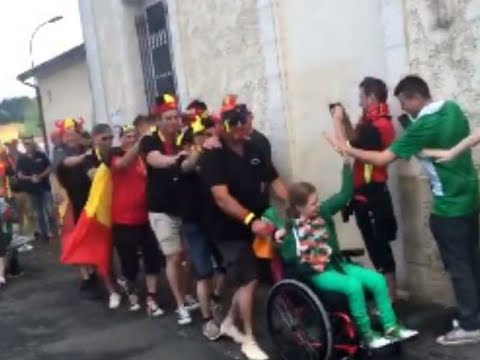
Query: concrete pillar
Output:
[[78, 0, 109, 125], [79, 0, 148, 126]]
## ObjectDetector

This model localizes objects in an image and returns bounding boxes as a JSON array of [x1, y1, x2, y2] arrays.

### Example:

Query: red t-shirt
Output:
[[111, 153, 148, 225], [353, 115, 395, 189]]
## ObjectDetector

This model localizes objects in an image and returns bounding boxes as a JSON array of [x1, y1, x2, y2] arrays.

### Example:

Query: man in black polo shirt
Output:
[[220, 95, 272, 163], [199, 103, 288, 360], [16, 136, 52, 243], [55, 124, 112, 301], [140, 93, 195, 325]]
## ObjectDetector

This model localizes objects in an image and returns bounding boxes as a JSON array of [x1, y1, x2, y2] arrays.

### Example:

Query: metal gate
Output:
[[135, 0, 176, 109]]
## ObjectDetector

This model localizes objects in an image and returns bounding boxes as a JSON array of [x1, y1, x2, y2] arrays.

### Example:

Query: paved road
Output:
[[1, 245, 479, 360]]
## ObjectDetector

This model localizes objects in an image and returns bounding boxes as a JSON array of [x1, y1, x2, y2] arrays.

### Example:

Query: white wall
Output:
[[79, 0, 148, 126], [276, 0, 388, 248], [38, 59, 93, 135]]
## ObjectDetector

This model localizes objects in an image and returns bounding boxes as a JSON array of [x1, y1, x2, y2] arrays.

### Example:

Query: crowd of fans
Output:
[[2, 74, 480, 359]]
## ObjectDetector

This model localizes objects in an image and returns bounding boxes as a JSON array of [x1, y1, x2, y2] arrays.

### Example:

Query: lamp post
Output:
[[27, 15, 63, 154]]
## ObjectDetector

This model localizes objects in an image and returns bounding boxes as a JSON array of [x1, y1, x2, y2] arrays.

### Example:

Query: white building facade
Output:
[[18, 44, 93, 137], [79, 0, 480, 305]]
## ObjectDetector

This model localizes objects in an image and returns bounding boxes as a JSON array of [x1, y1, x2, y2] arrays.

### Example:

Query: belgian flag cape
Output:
[[60, 163, 112, 277]]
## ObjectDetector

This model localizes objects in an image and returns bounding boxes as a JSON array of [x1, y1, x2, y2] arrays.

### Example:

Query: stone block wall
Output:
[[173, 0, 292, 177], [398, 0, 480, 305], [405, 0, 480, 161]]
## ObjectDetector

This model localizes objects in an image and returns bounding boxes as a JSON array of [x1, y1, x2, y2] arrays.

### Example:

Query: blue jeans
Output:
[[29, 192, 53, 240], [184, 222, 224, 280]]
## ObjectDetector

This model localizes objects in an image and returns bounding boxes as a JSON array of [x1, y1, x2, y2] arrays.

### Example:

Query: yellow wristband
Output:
[[243, 212, 256, 226]]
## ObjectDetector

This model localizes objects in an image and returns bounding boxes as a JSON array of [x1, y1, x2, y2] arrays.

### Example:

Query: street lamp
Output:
[[30, 16, 64, 68], [27, 15, 63, 153]]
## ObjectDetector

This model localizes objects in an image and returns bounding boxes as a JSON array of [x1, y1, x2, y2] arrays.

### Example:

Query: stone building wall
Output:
[[173, 0, 292, 177]]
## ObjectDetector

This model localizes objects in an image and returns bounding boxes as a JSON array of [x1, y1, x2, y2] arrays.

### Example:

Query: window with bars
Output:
[[135, 0, 176, 109]]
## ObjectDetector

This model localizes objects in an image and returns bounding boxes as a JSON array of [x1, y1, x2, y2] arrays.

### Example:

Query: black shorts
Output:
[[217, 239, 259, 287], [112, 223, 163, 281]]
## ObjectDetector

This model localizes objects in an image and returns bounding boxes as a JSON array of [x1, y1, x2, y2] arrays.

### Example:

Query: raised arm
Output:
[[422, 127, 480, 162], [62, 152, 89, 167], [111, 141, 142, 170], [321, 159, 354, 216]]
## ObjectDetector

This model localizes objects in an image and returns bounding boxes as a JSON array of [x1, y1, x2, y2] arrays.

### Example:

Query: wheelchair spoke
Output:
[[271, 291, 326, 360]]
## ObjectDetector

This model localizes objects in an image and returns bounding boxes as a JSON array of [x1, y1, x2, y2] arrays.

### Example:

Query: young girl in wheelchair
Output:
[[263, 156, 418, 349]]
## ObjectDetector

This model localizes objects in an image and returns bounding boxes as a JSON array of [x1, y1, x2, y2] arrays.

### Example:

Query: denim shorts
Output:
[[184, 222, 224, 280]]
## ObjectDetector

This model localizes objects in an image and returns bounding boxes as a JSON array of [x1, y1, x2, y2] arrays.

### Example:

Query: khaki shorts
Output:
[[148, 213, 183, 256]]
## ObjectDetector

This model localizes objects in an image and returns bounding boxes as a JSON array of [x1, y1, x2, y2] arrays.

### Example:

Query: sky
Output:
[[0, 0, 83, 100]]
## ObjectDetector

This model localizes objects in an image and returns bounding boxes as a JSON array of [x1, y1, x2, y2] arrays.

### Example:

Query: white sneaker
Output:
[[176, 306, 192, 325], [108, 292, 121, 310], [386, 325, 419, 342], [0, 277, 6, 288], [128, 294, 141, 312], [220, 318, 247, 344], [146, 298, 164, 317], [367, 335, 391, 349], [437, 327, 480, 346], [241, 338, 269, 360], [202, 319, 221, 341], [184, 294, 200, 311]]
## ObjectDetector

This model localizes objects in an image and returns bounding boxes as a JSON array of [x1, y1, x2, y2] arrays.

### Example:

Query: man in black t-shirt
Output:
[[199, 104, 288, 360], [55, 124, 114, 302], [17, 137, 52, 243], [140, 93, 195, 326], [245, 112, 271, 164], [178, 115, 229, 340]]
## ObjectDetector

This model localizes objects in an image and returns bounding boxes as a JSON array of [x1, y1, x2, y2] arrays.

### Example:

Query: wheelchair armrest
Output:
[[340, 248, 365, 258]]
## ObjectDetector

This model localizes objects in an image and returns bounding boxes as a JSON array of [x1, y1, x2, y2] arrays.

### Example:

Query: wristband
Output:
[[243, 212, 256, 226]]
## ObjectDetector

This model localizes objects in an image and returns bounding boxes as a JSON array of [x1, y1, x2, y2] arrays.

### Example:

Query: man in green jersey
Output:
[[330, 75, 480, 346]]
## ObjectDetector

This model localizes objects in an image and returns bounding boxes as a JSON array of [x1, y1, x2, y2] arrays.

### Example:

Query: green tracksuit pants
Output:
[[309, 262, 397, 340]]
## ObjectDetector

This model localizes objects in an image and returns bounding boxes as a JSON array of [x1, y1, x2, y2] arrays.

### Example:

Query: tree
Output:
[[0, 96, 40, 136]]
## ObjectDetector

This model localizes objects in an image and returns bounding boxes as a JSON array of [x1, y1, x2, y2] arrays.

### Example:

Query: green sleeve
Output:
[[320, 163, 353, 217], [262, 207, 297, 263], [261, 206, 285, 229], [389, 117, 436, 159]]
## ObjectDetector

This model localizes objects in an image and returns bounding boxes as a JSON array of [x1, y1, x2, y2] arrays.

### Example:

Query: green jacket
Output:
[[262, 164, 353, 269]]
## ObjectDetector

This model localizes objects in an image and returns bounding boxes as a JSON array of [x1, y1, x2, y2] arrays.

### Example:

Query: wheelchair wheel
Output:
[[267, 279, 333, 360]]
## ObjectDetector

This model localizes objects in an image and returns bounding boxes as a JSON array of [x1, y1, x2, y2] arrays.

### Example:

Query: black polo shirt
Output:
[[16, 151, 51, 194], [56, 146, 100, 221], [198, 140, 278, 241], [249, 129, 272, 163], [140, 131, 186, 216]]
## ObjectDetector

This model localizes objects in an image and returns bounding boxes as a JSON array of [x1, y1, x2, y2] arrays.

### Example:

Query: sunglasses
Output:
[[100, 135, 114, 141]]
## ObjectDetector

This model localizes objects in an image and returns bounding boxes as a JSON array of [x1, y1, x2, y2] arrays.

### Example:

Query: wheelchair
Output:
[[266, 249, 400, 360]]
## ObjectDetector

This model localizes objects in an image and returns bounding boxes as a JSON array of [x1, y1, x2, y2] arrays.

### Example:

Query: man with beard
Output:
[[198, 103, 288, 360]]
